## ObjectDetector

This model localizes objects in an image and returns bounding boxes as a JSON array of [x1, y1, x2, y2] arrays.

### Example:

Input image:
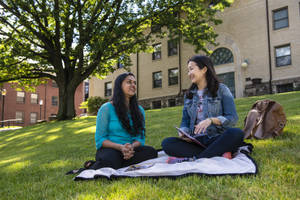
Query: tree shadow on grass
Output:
[[0, 119, 99, 199], [0, 117, 96, 171]]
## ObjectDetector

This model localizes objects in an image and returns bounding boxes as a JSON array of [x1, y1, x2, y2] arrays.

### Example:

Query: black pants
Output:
[[161, 128, 244, 159], [90, 145, 158, 170]]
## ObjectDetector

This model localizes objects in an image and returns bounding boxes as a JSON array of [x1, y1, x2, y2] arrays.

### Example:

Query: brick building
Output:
[[0, 80, 85, 127], [89, 0, 300, 109]]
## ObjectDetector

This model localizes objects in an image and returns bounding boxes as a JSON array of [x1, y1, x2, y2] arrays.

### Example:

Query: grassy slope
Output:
[[0, 92, 299, 200]]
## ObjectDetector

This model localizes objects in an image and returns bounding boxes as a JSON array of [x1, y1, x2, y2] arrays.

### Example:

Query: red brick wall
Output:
[[0, 80, 84, 127]]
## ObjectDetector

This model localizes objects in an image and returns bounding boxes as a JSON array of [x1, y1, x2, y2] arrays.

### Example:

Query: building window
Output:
[[16, 111, 24, 123], [84, 81, 89, 101], [168, 39, 178, 56], [277, 83, 293, 93], [168, 68, 178, 86], [52, 80, 58, 88], [217, 72, 236, 97], [30, 94, 38, 104], [152, 43, 161, 60], [52, 96, 58, 106], [273, 7, 289, 30], [152, 100, 161, 109], [168, 99, 176, 107], [117, 55, 125, 68], [275, 44, 291, 67], [16, 91, 25, 103], [30, 113, 38, 124], [105, 82, 112, 97], [117, 62, 124, 69], [153, 71, 162, 88], [210, 48, 234, 66]]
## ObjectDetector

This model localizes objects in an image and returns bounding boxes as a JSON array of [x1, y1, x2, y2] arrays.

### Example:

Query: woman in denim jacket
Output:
[[162, 55, 244, 161]]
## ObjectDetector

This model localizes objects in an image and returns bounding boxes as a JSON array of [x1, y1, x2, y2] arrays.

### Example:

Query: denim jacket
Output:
[[180, 83, 238, 138]]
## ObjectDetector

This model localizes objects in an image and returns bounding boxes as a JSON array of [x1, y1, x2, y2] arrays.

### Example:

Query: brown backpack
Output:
[[243, 99, 286, 139]]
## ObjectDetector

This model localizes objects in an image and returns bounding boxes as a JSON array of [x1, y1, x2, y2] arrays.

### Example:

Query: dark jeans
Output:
[[161, 128, 244, 159], [90, 145, 158, 170]]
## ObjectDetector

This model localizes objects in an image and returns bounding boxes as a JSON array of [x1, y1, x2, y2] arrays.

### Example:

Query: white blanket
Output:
[[74, 150, 257, 180]]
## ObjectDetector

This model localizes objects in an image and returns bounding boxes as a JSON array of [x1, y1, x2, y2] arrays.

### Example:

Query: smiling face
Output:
[[122, 75, 136, 99], [187, 61, 207, 85]]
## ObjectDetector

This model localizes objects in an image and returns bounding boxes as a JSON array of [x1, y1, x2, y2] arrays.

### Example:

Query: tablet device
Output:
[[175, 127, 207, 148]]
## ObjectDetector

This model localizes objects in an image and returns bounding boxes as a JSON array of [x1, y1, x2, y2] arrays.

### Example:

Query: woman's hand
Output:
[[194, 118, 213, 135], [121, 143, 135, 160]]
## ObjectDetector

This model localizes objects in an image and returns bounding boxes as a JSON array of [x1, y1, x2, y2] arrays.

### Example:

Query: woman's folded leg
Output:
[[91, 146, 158, 169], [196, 128, 244, 159], [90, 147, 123, 170], [161, 137, 204, 157]]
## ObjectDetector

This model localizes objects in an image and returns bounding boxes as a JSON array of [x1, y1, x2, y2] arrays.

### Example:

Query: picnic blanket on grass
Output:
[[73, 146, 257, 181]]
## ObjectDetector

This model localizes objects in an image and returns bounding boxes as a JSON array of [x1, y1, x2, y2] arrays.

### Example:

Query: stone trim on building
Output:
[[139, 94, 184, 110], [244, 76, 300, 97]]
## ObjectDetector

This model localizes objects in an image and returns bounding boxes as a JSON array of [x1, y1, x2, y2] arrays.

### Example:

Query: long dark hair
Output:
[[112, 72, 144, 136], [186, 55, 220, 99]]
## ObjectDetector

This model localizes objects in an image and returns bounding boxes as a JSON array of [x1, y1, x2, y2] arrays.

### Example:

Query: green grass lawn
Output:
[[0, 92, 299, 200]]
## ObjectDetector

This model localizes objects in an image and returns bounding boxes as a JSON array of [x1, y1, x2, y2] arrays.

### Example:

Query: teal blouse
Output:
[[95, 102, 145, 150]]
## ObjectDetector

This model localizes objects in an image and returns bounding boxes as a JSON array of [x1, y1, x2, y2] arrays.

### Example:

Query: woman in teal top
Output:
[[95, 102, 146, 150], [89, 72, 157, 170]]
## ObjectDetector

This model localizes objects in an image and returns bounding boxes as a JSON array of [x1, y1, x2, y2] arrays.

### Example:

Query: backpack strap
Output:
[[243, 109, 259, 139]]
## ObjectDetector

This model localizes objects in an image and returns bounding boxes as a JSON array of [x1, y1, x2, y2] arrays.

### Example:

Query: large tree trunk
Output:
[[57, 82, 78, 120]]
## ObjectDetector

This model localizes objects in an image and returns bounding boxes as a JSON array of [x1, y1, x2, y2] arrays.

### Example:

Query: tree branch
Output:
[[53, 0, 62, 52], [22, 1, 53, 39], [0, 2, 55, 52], [0, 17, 46, 50], [76, 0, 84, 73], [0, 72, 55, 83], [63, 3, 76, 60]]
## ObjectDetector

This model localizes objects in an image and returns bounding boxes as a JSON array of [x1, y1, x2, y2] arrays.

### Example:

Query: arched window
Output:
[[210, 47, 234, 66]]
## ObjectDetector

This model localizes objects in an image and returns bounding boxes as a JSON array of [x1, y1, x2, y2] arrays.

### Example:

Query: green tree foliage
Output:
[[0, 0, 233, 120], [80, 96, 109, 115]]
